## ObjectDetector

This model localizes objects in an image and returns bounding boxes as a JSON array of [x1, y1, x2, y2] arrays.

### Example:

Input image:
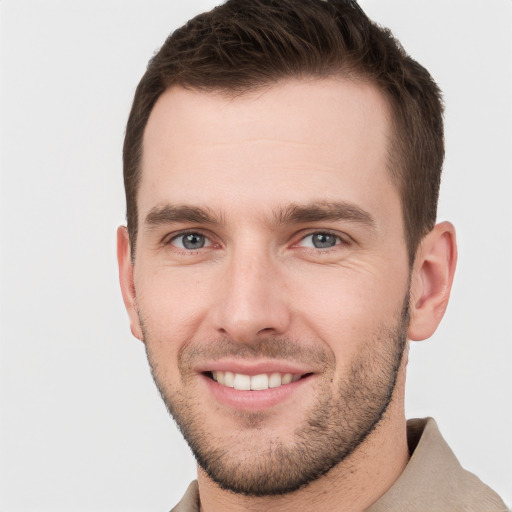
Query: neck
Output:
[[196, 368, 409, 512]]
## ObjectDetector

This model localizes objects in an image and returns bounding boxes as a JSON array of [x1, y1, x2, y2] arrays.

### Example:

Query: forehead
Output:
[[139, 78, 397, 226]]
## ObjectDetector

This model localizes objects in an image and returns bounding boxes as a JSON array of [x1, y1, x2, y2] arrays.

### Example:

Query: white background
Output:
[[1, 1, 510, 510]]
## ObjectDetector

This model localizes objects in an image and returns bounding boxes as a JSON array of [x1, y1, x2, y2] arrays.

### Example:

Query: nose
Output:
[[211, 245, 292, 343]]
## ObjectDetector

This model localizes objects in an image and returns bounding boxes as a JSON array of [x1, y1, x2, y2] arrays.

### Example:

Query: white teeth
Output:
[[281, 373, 293, 385], [211, 371, 303, 390], [224, 371, 235, 387], [268, 372, 282, 388], [250, 374, 269, 390], [233, 373, 251, 390]]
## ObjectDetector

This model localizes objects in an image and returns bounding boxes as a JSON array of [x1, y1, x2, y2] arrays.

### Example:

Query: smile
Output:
[[209, 371, 303, 390]]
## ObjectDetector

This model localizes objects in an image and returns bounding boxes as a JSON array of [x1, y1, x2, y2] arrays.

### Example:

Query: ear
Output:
[[408, 222, 457, 341], [117, 226, 144, 341]]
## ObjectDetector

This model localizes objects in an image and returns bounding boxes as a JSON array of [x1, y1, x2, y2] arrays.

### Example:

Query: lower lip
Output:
[[201, 374, 312, 411]]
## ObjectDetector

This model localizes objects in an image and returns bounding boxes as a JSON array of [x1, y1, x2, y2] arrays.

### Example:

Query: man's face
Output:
[[125, 79, 412, 495]]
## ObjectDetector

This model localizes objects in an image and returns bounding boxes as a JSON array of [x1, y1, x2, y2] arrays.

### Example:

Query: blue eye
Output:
[[171, 233, 211, 250], [300, 232, 340, 249]]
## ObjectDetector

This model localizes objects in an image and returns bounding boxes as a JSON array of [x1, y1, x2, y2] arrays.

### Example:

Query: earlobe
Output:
[[117, 226, 144, 341], [408, 222, 457, 341]]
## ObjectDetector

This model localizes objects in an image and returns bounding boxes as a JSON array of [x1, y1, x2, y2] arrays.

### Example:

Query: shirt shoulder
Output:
[[171, 481, 200, 512], [367, 417, 508, 512]]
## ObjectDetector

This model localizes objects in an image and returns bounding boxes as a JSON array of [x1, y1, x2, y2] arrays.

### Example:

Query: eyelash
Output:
[[165, 230, 217, 254], [295, 230, 349, 251], [164, 229, 349, 254]]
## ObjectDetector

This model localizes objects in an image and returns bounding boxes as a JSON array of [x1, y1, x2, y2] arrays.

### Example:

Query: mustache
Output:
[[177, 336, 332, 368]]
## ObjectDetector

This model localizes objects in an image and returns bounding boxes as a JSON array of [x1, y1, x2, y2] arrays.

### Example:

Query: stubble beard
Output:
[[142, 296, 409, 497]]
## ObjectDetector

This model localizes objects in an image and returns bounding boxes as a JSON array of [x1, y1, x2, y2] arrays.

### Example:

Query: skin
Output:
[[118, 78, 457, 511]]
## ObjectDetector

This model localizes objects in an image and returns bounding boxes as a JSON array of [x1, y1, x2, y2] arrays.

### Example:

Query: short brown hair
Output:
[[123, 0, 444, 263]]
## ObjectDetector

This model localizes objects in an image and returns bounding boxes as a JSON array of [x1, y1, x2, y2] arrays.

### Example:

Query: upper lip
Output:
[[196, 359, 314, 376]]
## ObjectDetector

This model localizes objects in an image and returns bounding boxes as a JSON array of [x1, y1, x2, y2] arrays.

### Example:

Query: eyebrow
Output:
[[274, 201, 376, 229], [143, 200, 375, 231], [144, 205, 222, 229]]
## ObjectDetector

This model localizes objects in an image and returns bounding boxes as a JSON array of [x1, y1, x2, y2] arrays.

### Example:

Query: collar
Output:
[[367, 418, 506, 511]]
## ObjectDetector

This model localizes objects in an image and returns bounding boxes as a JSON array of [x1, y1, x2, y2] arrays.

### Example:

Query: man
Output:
[[117, 0, 508, 510]]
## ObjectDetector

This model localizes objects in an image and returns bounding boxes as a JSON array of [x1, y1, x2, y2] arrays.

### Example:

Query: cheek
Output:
[[135, 267, 214, 350], [290, 264, 408, 355]]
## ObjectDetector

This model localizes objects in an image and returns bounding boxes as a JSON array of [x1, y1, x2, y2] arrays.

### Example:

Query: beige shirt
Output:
[[171, 418, 508, 512]]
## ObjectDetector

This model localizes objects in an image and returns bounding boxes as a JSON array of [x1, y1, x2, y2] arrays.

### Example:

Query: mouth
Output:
[[205, 371, 312, 390], [200, 364, 316, 411]]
